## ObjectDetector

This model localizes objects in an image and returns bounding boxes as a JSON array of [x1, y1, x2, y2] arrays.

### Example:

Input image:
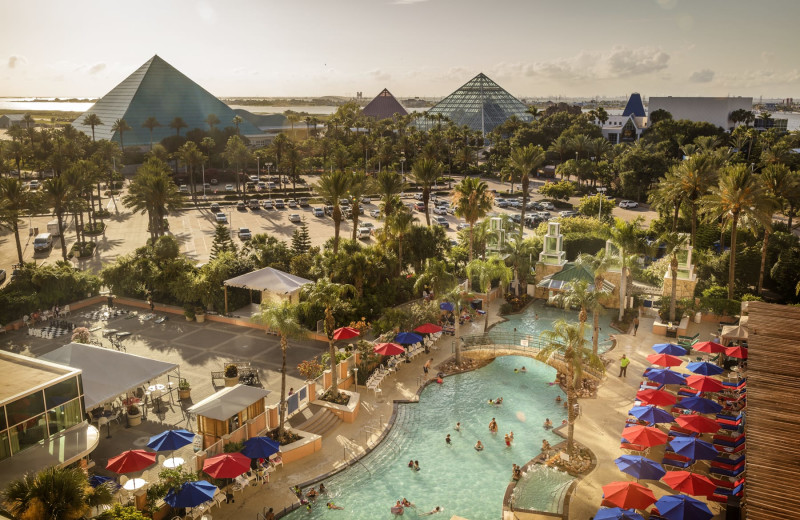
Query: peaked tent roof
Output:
[[72, 55, 260, 146], [622, 93, 646, 118], [420, 73, 531, 133], [223, 267, 312, 295], [362, 88, 408, 120], [537, 262, 615, 292]]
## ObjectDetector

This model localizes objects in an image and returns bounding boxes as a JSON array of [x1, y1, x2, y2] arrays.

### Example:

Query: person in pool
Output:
[[392, 501, 405, 515], [307, 488, 319, 500], [414, 460, 420, 471], [326, 502, 344, 510], [544, 418, 553, 429], [504, 434, 511, 447], [475, 440, 484, 451], [542, 439, 551, 451], [420, 506, 443, 515], [555, 395, 562, 403], [489, 418, 498, 433], [520, 366, 527, 372], [402, 498, 415, 508], [408, 460, 414, 468], [454, 422, 461, 432], [446, 434, 451, 445], [319, 482, 326, 494]]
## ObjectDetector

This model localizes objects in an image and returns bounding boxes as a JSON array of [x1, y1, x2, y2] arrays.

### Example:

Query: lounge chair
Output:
[[677, 333, 699, 347]]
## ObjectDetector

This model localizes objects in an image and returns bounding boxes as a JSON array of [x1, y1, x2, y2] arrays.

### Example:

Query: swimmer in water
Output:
[[555, 395, 562, 403], [544, 418, 553, 429], [420, 506, 443, 515], [408, 460, 414, 468], [319, 483, 326, 494], [520, 366, 527, 372], [504, 434, 511, 447], [454, 422, 461, 432], [446, 434, 451, 445], [414, 460, 420, 471], [326, 502, 344, 510], [402, 498, 415, 508], [475, 440, 484, 451]]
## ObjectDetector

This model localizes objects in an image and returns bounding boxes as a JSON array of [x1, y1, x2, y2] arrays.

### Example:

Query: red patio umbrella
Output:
[[332, 327, 360, 341], [373, 342, 405, 356], [636, 389, 677, 407], [414, 323, 443, 334], [725, 346, 748, 359], [106, 450, 157, 474], [646, 353, 684, 368], [662, 471, 717, 496], [203, 453, 251, 479], [621, 425, 668, 448], [676, 414, 720, 434], [692, 341, 726, 354], [601, 481, 657, 510], [685, 375, 724, 393]]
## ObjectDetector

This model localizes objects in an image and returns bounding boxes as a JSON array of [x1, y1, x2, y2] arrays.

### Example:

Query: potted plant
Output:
[[127, 405, 142, 427], [224, 364, 239, 387], [195, 306, 206, 323], [178, 378, 191, 400], [184, 307, 195, 322]]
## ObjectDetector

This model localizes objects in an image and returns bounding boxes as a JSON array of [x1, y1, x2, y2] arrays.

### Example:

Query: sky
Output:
[[2, 0, 799, 100]]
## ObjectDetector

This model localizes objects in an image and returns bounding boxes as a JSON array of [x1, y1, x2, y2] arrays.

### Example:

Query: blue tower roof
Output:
[[622, 93, 646, 118]]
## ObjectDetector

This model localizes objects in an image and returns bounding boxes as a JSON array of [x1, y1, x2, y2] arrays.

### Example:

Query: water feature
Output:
[[284, 356, 569, 519]]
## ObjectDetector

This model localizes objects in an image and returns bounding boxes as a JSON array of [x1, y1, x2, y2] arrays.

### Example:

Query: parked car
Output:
[[299, 198, 309, 207], [210, 202, 220, 212], [540, 201, 555, 210], [357, 227, 372, 239], [526, 201, 542, 211], [28, 180, 40, 190], [559, 210, 579, 218], [274, 199, 285, 209], [248, 199, 260, 210], [288, 213, 302, 223], [288, 199, 298, 208], [257, 182, 267, 190], [457, 220, 469, 231], [434, 216, 450, 228], [525, 215, 543, 228], [495, 199, 508, 208], [324, 205, 334, 216], [179, 184, 189, 193], [33, 233, 53, 252], [215, 213, 227, 223], [313, 207, 325, 217], [508, 199, 522, 209], [361, 197, 371, 204], [414, 202, 425, 211], [536, 211, 551, 219], [370, 209, 381, 218], [360, 222, 375, 231], [236, 201, 246, 211], [414, 193, 423, 200], [225, 184, 235, 192], [433, 205, 449, 215], [267, 182, 277, 190], [619, 200, 639, 208], [262, 199, 273, 210], [509, 214, 522, 223], [237, 227, 252, 240], [249, 175, 259, 183]]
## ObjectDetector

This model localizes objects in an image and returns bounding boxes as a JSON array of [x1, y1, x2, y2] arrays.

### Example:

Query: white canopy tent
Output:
[[40, 342, 179, 410], [223, 267, 312, 314]]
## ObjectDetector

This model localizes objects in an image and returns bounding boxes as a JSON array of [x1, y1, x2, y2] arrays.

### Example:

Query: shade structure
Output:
[[675, 414, 721, 434], [106, 450, 156, 474], [241, 436, 281, 460], [646, 369, 687, 385], [674, 396, 722, 415], [669, 437, 719, 461], [692, 341, 726, 354], [594, 507, 645, 520], [662, 471, 717, 497], [614, 455, 666, 481], [374, 342, 405, 356], [635, 389, 677, 407], [439, 302, 455, 311], [685, 375, 724, 393], [621, 425, 668, 447], [653, 494, 713, 520], [601, 481, 656, 510], [147, 429, 195, 452], [414, 323, 442, 334], [646, 353, 684, 368], [685, 361, 724, 376], [394, 332, 423, 345], [652, 343, 687, 356], [628, 405, 675, 425], [203, 453, 251, 479], [725, 345, 748, 359], [332, 327, 360, 341], [164, 480, 219, 508], [720, 324, 748, 342]]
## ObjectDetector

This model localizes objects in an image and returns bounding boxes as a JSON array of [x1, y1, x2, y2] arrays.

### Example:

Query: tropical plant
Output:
[[141, 117, 161, 150], [507, 144, 546, 236], [41, 176, 72, 261], [314, 170, 351, 255], [413, 258, 457, 298], [452, 177, 493, 263], [387, 210, 416, 274], [177, 141, 205, 202], [0, 177, 35, 264], [759, 164, 792, 294], [466, 256, 513, 332], [575, 251, 613, 356], [347, 170, 373, 240], [502, 235, 536, 296], [82, 113, 103, 142], [659, 232, 689, 322], [122, 158, 184, 242], [3, 466, 111, 520], [111, 118, 131, 152], [673, 153, 719, 247], [223, 135, 250, 194], [375, 170, 406, 219], [608, 217, 644, 320], [205, 113, 220, 132], [169, 117, 188, 137], [410, 157, 443, 226]]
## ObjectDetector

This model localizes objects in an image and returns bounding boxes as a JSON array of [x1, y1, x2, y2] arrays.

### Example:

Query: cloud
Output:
[[605, 46, 670, 77], [392, 0, 428, 4], [368, 69, 391, 81], [689, 69, 714, 83], [656, 0, 678, 8], [197, 1, 216, 22], [88, 63, 106, 74], [8, 55, 26, 69]]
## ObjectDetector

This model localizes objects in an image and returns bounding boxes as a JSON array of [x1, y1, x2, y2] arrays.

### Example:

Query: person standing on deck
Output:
[[619, 354, 630, 377]]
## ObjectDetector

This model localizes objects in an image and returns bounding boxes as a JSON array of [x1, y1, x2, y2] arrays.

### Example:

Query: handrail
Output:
[[343, 446, 371, 476]]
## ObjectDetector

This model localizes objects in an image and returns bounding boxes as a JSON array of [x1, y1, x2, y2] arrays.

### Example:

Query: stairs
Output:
[[289, 404, 342, 436]]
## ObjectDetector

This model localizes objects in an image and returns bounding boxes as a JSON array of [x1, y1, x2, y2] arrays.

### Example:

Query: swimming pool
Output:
[[511, 465, 574, 512], [491, 300, 616, 353], [285, 356, 568, 519]]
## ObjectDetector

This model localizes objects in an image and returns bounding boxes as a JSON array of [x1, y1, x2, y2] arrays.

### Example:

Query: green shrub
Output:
[[563, 233, 607, 261], [499, 302, 513, 314]]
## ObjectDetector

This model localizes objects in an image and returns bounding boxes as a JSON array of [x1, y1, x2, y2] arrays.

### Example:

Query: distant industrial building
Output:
[[647, 96, 752, 132]]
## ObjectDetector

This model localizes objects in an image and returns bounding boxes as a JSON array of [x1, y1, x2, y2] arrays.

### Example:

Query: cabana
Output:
[[187, 384, 271, 449], [223, 267, 312, 315], [537, 262, 614, 304], [720, 324, 748, 345], [39, 342, 179, 410]]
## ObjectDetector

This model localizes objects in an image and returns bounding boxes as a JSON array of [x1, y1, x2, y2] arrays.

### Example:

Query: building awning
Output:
[[223, 267, 312, 295], [0, 422, 99, 489], [40, 343, 178, 410], [187, 385, 270, 421]]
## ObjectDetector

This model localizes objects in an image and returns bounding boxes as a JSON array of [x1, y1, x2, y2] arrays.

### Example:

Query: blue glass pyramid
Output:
[[622, 93, 646, 118], [72, 55, 259, 146]]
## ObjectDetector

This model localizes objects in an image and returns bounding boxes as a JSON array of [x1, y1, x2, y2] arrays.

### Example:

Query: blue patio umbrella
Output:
[[439, 302, 455, 312], [164, 480, 218, 509], [674, 396, 723, 415], [669, 436, 719, 461], [646, 368, 687, 385], [652, 343, 687, 356], [652, 494, 713, 520], [594, 507, 645, 520], [628, 405, 675, 424], [241, 436, 281, 460], [88, 475, 116, 488], [613, 455, 666, 481], [686, 361, 724, 376], [395, 332, 424, 345], [147, 429, 195, 452]]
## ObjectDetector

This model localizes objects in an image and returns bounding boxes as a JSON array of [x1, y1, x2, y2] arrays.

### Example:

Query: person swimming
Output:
[[504, 434, 511, 447], [408, 460, 414, 468], [544, 418, 553, 429], [454, 422, 461, 432], [326, 502, 344, 510], [445, 434, 451, 445], [489, 418, 498, 433], [555, 395, 562, 403], [391, 501, 405, 515], [520, 366, 527, 372], [319, 482, 326, 494], [307, 488, 319, 500], [420, 506, 443, 516], [414, 460, 420, 471], [475, 440, 484, 451], [509, 431, 514, 442], [401, 498, 415, 508]]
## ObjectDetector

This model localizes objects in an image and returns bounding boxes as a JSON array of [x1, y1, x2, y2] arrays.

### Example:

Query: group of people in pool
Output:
[[293, 482, 346, 511], [391, 499, 442, 516], [511, 464, 523, 481]]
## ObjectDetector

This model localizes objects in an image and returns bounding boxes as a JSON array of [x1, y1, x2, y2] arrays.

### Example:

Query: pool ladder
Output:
[[343, 446, 371, 476]]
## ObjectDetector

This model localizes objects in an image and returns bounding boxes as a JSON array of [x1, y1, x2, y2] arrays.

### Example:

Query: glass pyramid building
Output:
[[72, 55, 260, 146], [419, 73, 531, 134]]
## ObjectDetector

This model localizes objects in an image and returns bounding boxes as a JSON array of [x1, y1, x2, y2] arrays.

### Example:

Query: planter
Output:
[[224, 376, 239, 387], [185, 316, 193, 322], [127, 412, 142, 427], [196, 313, 206, 323], [313, 390, 361, 423], [277, 428, 322, 464], [179, 389, 191, 400]]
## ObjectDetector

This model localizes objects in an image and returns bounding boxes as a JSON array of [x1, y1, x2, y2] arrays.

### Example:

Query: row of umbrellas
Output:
[[599, 489, 714, 520], [653, 341, 747, 360], [333, 324, 443, 358]]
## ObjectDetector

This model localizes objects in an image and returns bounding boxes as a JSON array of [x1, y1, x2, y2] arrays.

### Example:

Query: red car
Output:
[[414, 202, 425, 211]]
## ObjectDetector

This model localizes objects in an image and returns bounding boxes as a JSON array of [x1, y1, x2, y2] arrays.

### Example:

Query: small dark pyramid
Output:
[[362, 88, 408, 120], [622, 93, 646, 118]]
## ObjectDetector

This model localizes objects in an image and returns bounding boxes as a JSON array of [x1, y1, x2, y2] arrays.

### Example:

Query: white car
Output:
[[287, 199, 298, 208], [433, 206, 449, 215], [559, 210, 579, 218], [179, 184, 189, 193], [313, 207, 325, 217], [456, 220, 469, 231], [618, 200, 639, 209], [370, 209, 381, 218], [225, 184, 235, 192], [28, 180, 40, 190], [540, 202, 555, 211], [237, 227, 252, 240], [357, 227, 372, 239], [215, 213, 227, 223], [434, 216, 450, 229], [288, 213, 302, 223], [261, 199, 273, 210]]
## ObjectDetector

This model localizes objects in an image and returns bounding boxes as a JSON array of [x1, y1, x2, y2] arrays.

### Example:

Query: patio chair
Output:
[[62, 305, 71, 317], [268, 453, 283, 469]]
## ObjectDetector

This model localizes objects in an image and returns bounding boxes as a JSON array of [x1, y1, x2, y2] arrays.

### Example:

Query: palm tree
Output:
[[556, 280, 601, 352], [142, 117, 161, 150], [659, 232, 689, 322], [178, 141, 205, 203], [548, 135, 572, 164], [3, 465, 108, 520], [701, 164, 771, 299], [272, 133, 288, 187], [502, 235, 535, 296], [759, 164, 792, 293], [439, 285, 473, 365], [302, 278, 355, 398], [285, 112, 301, 138], [348, 170, 373, 240], [111, 118, 132, 153], [414, 258, 457, 298], [537, 320, 604, 455], [576, 251, 614, 356], [609, 217, 643, 320], [41, 176, 72, 260], [410, 158, 443, 226], [232, 115, 243, 135], [224, 135, 250, 194], [508, 144, 546, 236], [314, 170, 352, 255], [376, 170, 406, 219], [251, 300, 306, 442], [122, 158, 184, 242], [22, 113, 34, 130], [649, 169, 684, 231], [466, 256, 512, 332], [170, 117, 188, 138], [0, 177, 35, 264], [205, 113, 221, 132], [388, 210, 416, 274], [82, 113, 103, 141], [452, 177, 494, 263], [674, 154, 718, 247]]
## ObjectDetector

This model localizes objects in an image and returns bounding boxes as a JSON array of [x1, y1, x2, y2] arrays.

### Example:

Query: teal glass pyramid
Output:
[[420, 73, 531, 133], [72, 55, 260, 146]]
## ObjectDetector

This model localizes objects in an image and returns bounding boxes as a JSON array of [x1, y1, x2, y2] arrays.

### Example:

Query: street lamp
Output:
[[597, 187, 607, 220], [400, 155, 406, 183], [266, 162, 273, 199]]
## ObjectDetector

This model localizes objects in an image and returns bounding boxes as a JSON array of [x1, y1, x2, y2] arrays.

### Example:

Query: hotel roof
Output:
[[0, 351, 79, 405]]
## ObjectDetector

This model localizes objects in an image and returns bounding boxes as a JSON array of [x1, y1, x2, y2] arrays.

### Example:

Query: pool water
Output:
[[511, 465, 574, 512], [491, 300, 615, 353], [284, 356, 568, 519]]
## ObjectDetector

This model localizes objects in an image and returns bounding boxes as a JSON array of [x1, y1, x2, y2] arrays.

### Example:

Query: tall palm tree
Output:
[[659, 232, 689, 323], [81, 113, 103, 141], [452, 177, 494, 263], [224, 135, 250, 194], [502, 235, 535, 296], [232, 115, 243, 135], [285, 112, 301, 137], [548, 135, 572, 164], [0, 177, 35, 264], [142, 117, 161, 150], [347, 170, 373, 240], [388, 210, 416, 274], [556, 280, 601, 351], [111, 118, 132, 153], [22, 113, 34, 130], [122, 158, 184, 242], [272, 133, 288, 188], [674, 154, 719, 247], [649, 169, 684, 232], [701, 164, 771, 299], [3, 466, 109, 520], [314, 170, 352, 255], [410, 157, 443, 226], [759, 164, 792, 293], [537, 320, 604, 455], [251, 300, 306, 442], [576, 251, 614, 356], [609, 217, 643, 320], [170, 117, 188, 138], [41, 176, 72, 260], [414, 258, 457, 298], [508, 144, 546, 236], [205, 113, 221, 132], [302, 278, 355, 398], [178, 141, 205, 203], [439, 285, 473, 365], [466, 256, 513, 332], [375, 170, 406, 219]]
